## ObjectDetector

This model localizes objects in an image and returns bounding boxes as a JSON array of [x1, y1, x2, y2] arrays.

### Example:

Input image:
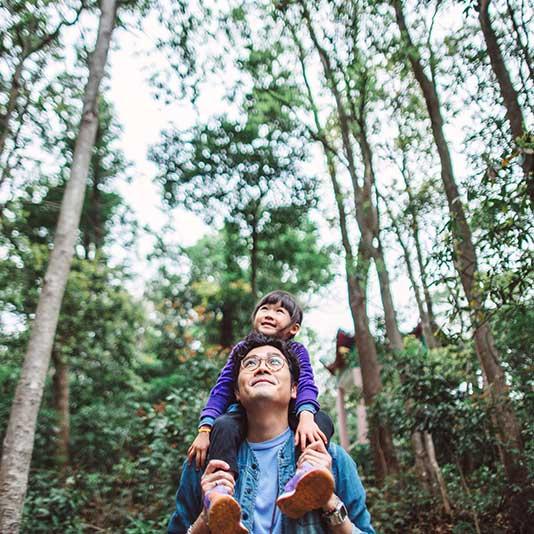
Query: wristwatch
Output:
[[322, 497, 348, 526]]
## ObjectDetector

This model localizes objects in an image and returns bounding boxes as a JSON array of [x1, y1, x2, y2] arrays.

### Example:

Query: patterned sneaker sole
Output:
[[208, 495, 248, 534], [277, 469, 335, 519]]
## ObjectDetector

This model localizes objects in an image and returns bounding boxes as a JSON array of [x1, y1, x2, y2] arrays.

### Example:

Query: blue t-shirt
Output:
[[248, 428, 291, 534]]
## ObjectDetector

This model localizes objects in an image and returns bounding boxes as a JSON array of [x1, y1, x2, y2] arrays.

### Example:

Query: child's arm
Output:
[[187, 344, 240, 468], [290, 342, 327, 449]]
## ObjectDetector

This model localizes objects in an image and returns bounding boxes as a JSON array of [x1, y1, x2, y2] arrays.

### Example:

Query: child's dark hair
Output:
[[251, 290, 303, 329], [232, 332, 300, 386]]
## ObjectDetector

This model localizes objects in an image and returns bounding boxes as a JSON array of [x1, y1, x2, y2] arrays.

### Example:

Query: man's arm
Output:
[[297, 441, 374, 534], [329, 445, 375, 534], [168, 461, 203, 534], [168, 459, 236, 534]]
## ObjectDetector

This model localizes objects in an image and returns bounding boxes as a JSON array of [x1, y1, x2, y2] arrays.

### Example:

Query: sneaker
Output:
[[276, 462, 335, 519], [204, 484, 249, 534]]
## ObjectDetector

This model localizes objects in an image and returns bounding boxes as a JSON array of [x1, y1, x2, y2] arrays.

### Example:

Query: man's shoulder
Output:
[[328, 443, 357, 472], [328, 442, 349, 460]]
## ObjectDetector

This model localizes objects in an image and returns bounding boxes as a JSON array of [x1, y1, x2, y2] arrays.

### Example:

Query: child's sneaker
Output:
[[204, 484, 249, 534], [276, 462, 335, 519]]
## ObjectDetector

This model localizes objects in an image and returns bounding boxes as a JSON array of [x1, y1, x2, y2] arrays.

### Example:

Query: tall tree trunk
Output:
[[380, 191, 437, 348], [357, 125, 403, 352], [51, 349, 70, 469], [292, 25, 398, 482], [0, 59, 24, 163], [0, 2, 118, 530], [397, 159, 440, 346], [478, 0, 533, 203], [392, 0, 527, 494], [505, 0, 534, 82], [250, 212, 258, 300], [90, 124, 103, 253]]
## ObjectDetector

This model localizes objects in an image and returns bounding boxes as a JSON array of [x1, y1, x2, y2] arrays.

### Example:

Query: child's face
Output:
[[253, 301, 300, 340]]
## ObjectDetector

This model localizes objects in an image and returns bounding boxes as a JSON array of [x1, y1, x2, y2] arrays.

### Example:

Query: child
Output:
[[187, 290, 334, 530]]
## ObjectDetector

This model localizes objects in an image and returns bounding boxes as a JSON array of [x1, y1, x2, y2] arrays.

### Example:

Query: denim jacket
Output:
[[168, 433, 375, 534]]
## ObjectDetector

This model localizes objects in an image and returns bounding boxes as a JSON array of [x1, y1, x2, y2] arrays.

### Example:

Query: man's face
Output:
[[253, 301, 300, 340], [235, 345, 297, 408]]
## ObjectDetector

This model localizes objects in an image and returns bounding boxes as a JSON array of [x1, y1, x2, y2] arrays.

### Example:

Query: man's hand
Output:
[[297, 438, 332, 473], [294, 411, 327, 449], [188, 430, 210, 469], [200, 460, 236, 497]]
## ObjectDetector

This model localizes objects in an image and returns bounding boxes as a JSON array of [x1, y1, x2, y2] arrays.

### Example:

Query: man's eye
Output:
[[243, 358, 257, 369], [269, 357, 283, 367]]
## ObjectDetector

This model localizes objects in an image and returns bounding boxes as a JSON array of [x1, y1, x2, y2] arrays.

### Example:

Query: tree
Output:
[[0, 0, 85, 173], [390, 0, 528, 515], [276, 7, 399, 482], [476, 0, 533, 202], [0, 0, 118, 529]]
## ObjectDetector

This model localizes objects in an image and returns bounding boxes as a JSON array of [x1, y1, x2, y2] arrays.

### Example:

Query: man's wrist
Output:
[[321, 494, 348, 527], [322, 493, 341, 513]]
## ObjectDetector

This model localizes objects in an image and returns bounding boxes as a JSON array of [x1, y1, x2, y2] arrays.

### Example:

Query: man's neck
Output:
[[245, 405, 290, 443]]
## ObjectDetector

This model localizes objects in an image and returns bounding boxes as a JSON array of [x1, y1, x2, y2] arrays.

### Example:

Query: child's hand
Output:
[[295, 411, 327, 450], [187, 430, 210, 469]]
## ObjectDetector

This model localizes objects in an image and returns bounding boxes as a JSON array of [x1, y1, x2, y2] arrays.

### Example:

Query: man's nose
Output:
[[254, 360, 271, 373]]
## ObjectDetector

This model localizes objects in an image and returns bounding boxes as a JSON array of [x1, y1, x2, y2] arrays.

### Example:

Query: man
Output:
[[168, 332, 375, 534]]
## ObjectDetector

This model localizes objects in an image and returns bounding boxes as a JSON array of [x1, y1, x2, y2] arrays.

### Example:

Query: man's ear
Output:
[[234, 388, 240, 402], [290, 382, 297, 400]]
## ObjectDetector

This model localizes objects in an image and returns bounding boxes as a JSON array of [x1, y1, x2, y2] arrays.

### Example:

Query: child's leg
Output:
[[288, 409, 335, 451], [314, 410, 334, 446], [207, 411, 247, 478]]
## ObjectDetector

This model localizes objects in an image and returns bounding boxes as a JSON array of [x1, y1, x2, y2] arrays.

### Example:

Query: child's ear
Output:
[[288, 323, 300, 337]]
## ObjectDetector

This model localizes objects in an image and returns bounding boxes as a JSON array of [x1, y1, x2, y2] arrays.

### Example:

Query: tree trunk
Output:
[[380, 191, 437, 348], [392, 0, 527, 492], [327, 148, 398, 484], [51, 350, 70, 468], [293, 30, 398, 482], [398, 161, 440, 343], [424, 431, 452, 514], [90, 123, 103, 253], [0, 59, 24, 163], [478, 0, 533, 203], [505, 0, 534, 83], [0, 2, 118, 530]]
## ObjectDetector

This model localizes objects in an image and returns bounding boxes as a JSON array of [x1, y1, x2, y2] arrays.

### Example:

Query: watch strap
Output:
[[322, 499, 348, 526]]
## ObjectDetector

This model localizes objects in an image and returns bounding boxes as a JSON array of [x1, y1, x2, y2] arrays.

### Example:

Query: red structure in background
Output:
[[323, 330, 368, 451]]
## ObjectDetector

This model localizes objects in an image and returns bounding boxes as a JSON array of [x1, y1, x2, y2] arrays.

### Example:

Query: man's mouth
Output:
[[251, 378, 275, 386]]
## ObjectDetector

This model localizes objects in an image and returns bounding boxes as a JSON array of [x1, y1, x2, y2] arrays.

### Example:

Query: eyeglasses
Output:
[[240, 354, 287, 373]]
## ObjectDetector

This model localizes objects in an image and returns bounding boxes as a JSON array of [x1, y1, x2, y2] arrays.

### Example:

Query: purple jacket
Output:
[[199, 340, 320, 426]]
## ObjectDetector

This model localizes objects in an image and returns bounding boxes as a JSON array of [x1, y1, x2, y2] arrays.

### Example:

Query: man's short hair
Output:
[[251, 290, 303, 329], [232, 331, 300, 387]]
